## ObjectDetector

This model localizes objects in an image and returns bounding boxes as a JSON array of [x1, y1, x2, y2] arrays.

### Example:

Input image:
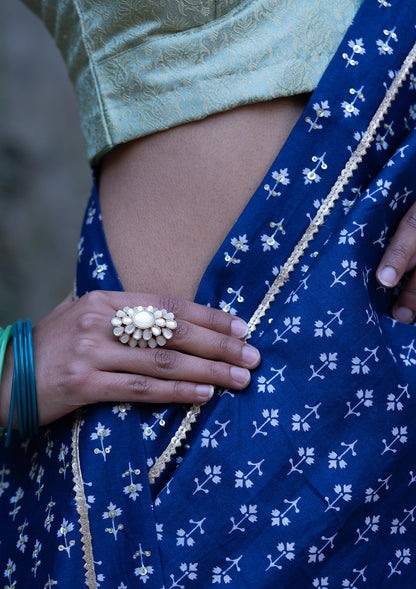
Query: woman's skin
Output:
[[99, 95, 310, 301], [0, 96, 416, 427]]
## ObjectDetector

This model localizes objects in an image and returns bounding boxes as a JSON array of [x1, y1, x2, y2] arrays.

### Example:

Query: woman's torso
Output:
[[99, 95, 309, 298]]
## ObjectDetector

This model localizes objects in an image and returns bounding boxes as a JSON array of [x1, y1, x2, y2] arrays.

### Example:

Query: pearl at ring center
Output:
[[133, 310, 155, 329]]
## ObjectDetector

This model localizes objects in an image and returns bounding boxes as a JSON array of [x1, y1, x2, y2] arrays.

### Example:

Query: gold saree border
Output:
[[148, 404, 203, 485], [147, 40, 416, 485], [72, 410, 97, 589], [246, 42, 416, 337]]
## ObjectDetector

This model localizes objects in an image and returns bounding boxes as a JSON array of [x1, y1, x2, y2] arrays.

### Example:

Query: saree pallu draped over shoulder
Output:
[[1, 1, 416, 587]]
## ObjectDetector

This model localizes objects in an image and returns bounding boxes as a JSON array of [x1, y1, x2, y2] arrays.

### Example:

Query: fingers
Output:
[[390, 273, 416, 323], [87, 372, 218, 405], [102, 303, 260, 392], [376, 200, 416, 323], [84, 292, 260, 408], [80, 290, 259, 373], [32, 289, 261, 424], [102, 291, 249, 338], [96, 289, 261, 384], [165, 319, 259, 365], [103, 341, 256, 388]]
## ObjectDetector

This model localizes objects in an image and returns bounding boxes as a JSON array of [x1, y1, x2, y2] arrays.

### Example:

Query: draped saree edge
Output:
[[147, 39, 416, 485], [246, 39, 416, 336], [72, 410, 97, 589]]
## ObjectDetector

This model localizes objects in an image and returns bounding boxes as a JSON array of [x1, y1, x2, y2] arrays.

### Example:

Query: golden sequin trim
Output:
[[246, 41, 416, 337], [148, 404, 203, 484], [148, 40, 416, 484], [72, 410, 97, 589]]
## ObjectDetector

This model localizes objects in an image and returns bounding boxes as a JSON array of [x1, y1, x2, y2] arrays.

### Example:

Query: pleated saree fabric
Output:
[[1, 1, 416, 587]]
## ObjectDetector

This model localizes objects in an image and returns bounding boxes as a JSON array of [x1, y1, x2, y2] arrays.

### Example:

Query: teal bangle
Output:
[[19, 319, 31, 438], [25, 320, 38, 437], [5, 372, 16, 448], [6, 323, 20, 446], [5, 319, 38, 446], [14, 321, 26, 439]]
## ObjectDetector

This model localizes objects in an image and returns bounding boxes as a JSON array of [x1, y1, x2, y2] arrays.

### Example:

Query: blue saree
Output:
[[1, 1, 416, 587]]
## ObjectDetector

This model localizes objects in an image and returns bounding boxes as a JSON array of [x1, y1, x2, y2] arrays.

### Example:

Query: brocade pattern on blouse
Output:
[[21, 0, 362, 162]]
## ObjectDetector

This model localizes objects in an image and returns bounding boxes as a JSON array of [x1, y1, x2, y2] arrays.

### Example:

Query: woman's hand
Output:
[[0, 291, 260, 427], [376, 199, 416, 323]]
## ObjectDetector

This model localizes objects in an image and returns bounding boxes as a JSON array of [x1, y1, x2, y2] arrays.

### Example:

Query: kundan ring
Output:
[[111, 306, 177, 348]]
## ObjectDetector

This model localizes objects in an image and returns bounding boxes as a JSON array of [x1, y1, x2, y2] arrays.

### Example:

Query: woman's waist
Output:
[[97, 96, 309, 299]]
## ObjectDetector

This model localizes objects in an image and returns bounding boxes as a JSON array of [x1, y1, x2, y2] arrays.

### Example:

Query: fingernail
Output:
[[230, 366, 251, 386], [378, 266, 397, 287], [231, 319, 249, 338], [393, 306, 414, 324], [196, 384, 215, 401], [241, 345, 260, 366]]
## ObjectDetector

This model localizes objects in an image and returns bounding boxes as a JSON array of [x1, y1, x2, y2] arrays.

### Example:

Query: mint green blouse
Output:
[[22, 0, 363, 163]]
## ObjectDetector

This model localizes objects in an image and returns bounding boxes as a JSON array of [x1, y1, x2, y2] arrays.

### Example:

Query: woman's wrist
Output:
[[0, 320, 39, 444]]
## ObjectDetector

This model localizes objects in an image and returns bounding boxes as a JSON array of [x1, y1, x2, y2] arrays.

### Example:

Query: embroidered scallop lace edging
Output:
[[246, 41, 416, 336], [72, 410, 98, 589]]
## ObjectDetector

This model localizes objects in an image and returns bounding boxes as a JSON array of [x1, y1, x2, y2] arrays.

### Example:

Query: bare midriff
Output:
[[99, 95, 310, 300]]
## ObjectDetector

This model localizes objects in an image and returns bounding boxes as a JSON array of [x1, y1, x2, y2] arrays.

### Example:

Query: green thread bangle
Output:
[[0, 325, 12, 382], [0, 328, 11, 359], [0, 325, 12, 443]]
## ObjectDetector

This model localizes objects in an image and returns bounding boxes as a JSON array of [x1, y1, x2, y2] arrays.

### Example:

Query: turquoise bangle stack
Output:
[[0, 319, 38, 447]]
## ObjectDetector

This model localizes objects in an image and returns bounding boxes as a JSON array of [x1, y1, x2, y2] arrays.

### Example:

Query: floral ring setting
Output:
[[111, 306, 177, 348]]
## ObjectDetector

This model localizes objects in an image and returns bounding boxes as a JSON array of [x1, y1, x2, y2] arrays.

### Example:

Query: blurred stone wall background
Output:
[[0, 0, 91, 326]]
